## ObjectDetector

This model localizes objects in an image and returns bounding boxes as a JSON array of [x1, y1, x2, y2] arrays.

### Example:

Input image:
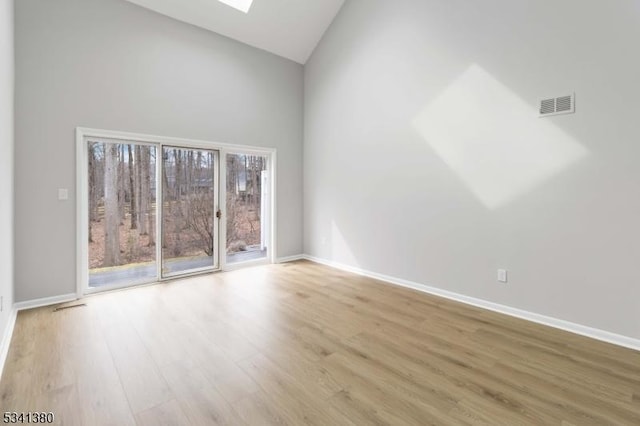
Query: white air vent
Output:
[[539, 93, 575, 117]]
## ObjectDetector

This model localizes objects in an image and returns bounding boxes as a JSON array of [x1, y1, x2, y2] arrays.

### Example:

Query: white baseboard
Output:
[[14, 293, 78, 311], [276, 254, 305, 263], [0, 307, 17, 380], [303, 254, 640, 352]]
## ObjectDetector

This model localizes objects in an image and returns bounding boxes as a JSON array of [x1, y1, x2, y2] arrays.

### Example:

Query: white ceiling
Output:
[[124, 0, 345, 64]]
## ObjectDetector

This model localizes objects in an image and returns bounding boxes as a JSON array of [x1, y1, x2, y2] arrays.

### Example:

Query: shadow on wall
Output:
[[412, 64, 589, 210]]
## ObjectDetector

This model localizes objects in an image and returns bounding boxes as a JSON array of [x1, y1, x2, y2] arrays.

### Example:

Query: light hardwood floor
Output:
[[1, 260, 640, 425]]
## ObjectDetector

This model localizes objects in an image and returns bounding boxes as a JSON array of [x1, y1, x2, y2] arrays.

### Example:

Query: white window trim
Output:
[[76, 127, 277, 297]]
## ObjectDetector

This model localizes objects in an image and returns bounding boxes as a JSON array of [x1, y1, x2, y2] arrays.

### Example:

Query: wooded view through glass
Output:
[[84, 137, 270, 289], [87, 140, 157, 288], [162, 147, 217, 276], [226, 153, 268, 264]]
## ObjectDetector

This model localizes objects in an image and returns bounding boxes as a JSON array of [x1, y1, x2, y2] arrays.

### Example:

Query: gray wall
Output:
[[305, 0, 640, 339], [15, 0, 303, 301], [0, 0, 14, 342]]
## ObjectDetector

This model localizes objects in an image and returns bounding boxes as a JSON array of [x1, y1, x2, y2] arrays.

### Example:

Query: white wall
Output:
[[0, 0, 14, 346], [305, 0, 640, 339], [15, 0, 303, 302]]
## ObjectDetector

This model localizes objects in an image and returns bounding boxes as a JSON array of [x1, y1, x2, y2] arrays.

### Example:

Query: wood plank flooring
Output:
[[1, 260, 640, 425]]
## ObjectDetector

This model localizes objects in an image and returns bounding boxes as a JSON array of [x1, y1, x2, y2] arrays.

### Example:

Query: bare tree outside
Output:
[[226, 153, 267, 259], [88, 141, 157, 278], [103, 143, 120, 267], [87, 141, 269, 285], [160, 147, 216, 275]]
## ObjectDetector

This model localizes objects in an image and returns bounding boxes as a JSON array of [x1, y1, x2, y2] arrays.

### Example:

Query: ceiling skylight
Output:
[[217, 0, 254, 13]]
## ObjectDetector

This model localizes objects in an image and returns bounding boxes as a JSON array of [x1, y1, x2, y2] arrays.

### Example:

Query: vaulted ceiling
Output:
[[124, 0, 345, 64]]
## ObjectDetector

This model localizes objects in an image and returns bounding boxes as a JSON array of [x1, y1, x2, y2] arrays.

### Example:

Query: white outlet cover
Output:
[[497, 269, 508, 283], [58, 188, 69, 200]]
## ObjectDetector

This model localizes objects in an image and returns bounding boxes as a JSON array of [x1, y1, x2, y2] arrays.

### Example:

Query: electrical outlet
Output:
[[497, 269, 508, 283]]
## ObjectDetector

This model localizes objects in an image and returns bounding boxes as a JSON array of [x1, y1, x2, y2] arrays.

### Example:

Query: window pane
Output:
[[226, 153, 268, 264], [162, 147, 217, 276], [88, 141, 158, 288]]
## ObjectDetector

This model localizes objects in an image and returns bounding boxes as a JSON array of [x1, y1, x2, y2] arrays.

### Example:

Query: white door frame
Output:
[[76, 127, 277, 297]]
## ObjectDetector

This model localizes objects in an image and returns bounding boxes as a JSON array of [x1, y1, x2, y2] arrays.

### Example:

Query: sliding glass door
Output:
[[161, 147, 218, 277], [84, 138, 219, 291], [80, 129, 274, 294]]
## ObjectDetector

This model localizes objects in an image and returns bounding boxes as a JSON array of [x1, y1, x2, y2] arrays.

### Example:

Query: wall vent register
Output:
[[539, 93, 575, 117]]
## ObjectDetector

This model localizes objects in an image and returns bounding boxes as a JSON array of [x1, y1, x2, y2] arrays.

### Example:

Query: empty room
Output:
[[1, 0, 640, 424]]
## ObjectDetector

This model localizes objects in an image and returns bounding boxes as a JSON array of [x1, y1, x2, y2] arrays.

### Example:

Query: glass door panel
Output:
[[226, 153, 269, 264], [162, 147, 218, 276], [88, 140, 158, 288]]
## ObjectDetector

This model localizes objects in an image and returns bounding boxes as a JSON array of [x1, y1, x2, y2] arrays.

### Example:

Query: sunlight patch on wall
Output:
[[331, 220, 359, 267], [217, 0, 254, 13], [412, 64, 588, 209]]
